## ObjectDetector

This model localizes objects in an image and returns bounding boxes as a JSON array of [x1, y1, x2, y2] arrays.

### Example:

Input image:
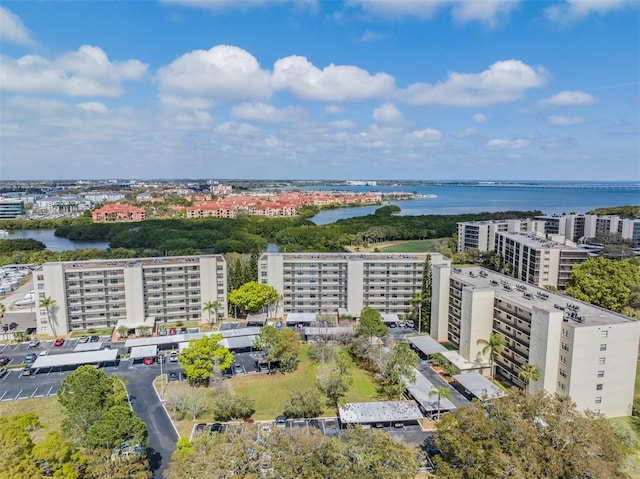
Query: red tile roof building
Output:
[[92, 203, 146, 222]]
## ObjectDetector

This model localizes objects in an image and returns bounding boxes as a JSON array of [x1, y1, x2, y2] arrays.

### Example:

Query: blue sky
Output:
[[1, 0, 638, 181]]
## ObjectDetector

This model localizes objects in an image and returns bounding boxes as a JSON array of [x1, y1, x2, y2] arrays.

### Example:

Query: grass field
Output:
[[0, 396, 64, 441], [345, 238, 450, 254]]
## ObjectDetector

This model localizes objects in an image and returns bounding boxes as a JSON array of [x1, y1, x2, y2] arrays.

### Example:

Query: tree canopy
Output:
[[565, 257, 640, 313], [377, 342, 419, 400], [356, 306, 388, 340], [165, 424, 420, 479], [228, 281, 280, 314], [434, 390, 626, 479], [178, 333, 234, 385]]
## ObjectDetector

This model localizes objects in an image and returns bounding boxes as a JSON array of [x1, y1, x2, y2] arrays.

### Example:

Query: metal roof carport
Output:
[[123, 328, 262, 350], [303, 326, 354, 337], [130, 345, 158, 360], [219, 335, 258, 351], [338, 401, 424, 425], [404, 367, 457, 415], [406, 335, 447, 357], [31, 349, 118, 370], [285, 313, 316, 324], [73, 342, 103, 352], [453, 372, 507, 400], [441, 350, 487, 373]]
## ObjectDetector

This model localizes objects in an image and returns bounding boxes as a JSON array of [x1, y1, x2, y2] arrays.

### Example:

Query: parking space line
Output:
[[14, 389, 23, 400], [31, 387, 38, 398], [0, 390, 7, 401]]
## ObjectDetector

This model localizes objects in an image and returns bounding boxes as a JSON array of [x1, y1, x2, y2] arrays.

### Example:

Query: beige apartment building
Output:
[[494, 232, 589, 288], [457, 219, 546, 252], [34, 255, 227, 336], [259, 252, 448, 317], [431, 264, 639, 417]]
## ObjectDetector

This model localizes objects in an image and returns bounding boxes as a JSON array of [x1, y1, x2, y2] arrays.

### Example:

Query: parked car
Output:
[[0, 355, 10, 366], [143, 357, 154, 365], [168, 371, 178, 382], [158, 328, 167, 336], [24, 353, 37, 364], [233, 363, 244, 375], [39, 350, 48, 356], [275, 416, 287, 429], [89, 335, 100, 343], [169, 351, 179, 362], [179, 327, 187, 334], [28, 338, 40, 348], [0, 367, 7, 378], [78, 336, 89, 343], [22, 366, 35, 376], [406, 320, 415, 329], [169, 327, 177, 335], [53, 338, 64, 347]]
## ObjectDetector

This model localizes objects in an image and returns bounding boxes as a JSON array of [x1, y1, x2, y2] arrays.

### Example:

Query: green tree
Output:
[[39, 295, 57, 336], [419, 253, 433, 333], [202, 300, 221, 326], [211, 390, 255, 421], [316, 350, 353, 409], [476, 332, 507, 378], [566, 257, 640, 313], [429, 385, 453, 420], [57, 366, 120, 445], [228, 281, 280, 314], [116, 325, 129, 339], [84, 447, 151, 479], [434, 390, 625, 478], [86, 404, 148, 450], [31, 431, 87, 479], [178, 334, 234, 385], [254, 325, 301, 372], [377, 342, 420, 400], [283, 388, 324, 418], [518, 363, 541, 392], [356, 306, 388, 340]]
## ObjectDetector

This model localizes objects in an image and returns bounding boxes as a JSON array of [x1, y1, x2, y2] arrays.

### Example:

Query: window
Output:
[[601, 330, 608, 338], [37, 275, 44, 281], [595, 397, 602, 404], [38, 284, 44, 290], [598, 357, 606, 365], [597, 370, 604, 378], [599, 344, 607, 352], [596, 384, 603, 391]]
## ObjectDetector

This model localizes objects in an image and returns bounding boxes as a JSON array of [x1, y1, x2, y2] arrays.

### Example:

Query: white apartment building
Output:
[[35, 195, 92, 214], [457, 219, 546, 252], [495, 232, 589, 288], [431, 265, 639, 417], [259, 252, 448, 317], [34, 255, 227, 336]]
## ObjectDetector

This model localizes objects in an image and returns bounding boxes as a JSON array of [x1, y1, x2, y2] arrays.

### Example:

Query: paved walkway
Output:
[[417, 360, 470, 409]]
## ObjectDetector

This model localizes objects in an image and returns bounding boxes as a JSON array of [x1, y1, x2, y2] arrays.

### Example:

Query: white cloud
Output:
[[405, 128, 442, 143], [548, 115, 584, 125], [397, 59, 547, 107], [272, 55, 395, 102], [372, 103, 404, 124], [324, 104, 345, 115], [328, 119, 357, 130], [359, 30, 390, 42], [451, 0, 520, 27], [0, 46, 147, 97], [455, 127, 477, 138], [486, 138, 529, 149], [76, 102, 109, 114], [231, 102, 308, 123], [546, 0, 630, 23], [473, 113, 487, 123], [348, 0, 519, 25], [538, 90, 596, 107], [0, 7, 35, 46], [161, 0, 319, 13], [157, 45, 272, 104], [215, 121, 263, 138]]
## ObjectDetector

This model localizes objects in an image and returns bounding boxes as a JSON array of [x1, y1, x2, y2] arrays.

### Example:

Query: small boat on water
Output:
[[415, 194, 438, 199], [0, 230, 7, 239]]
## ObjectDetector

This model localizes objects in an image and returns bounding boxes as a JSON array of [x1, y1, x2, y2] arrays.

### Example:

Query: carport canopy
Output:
[[31, 349, 118, 369], [338, 400, 424, 424], [405, 367, 456, 413], [381, 313, 400, 324], [453, 372, 506, 400], [442, 350, 486, 372], [285, 313, 316, 324], [130, 345, 158, 360], [73, 342, 103, 352], [219, 335, 258, 350], [407, 335, 447, 356]]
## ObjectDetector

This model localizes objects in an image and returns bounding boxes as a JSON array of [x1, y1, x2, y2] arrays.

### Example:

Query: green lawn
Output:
[[231, 346, 378, 419], [377, 239, 441, 253], [0, 396, 64, 441]]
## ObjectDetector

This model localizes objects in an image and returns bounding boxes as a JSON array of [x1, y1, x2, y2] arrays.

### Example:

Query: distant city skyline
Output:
[[1, 1, 638, 181]]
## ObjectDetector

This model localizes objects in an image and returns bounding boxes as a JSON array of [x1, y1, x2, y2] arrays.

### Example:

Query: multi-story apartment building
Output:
[[430, 264, 639, 417], [0, 199, 24, 219], [91, 203, 146, 222], [495, 232, 589, 288], [457, 219, 546, 252], [259, 252, 448, 317], [34, 255, 227, 336]]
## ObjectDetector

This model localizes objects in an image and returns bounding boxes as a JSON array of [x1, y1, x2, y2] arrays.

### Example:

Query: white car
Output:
[[28, 338, 40, 348], [39, 350, 48, 356], [169, 351, 179, 362]]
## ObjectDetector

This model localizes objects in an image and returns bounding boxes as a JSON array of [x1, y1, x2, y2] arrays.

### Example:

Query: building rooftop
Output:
[[448, 266, 634, 328], [38, 254, 223, 271], [338, 400, 424, 424], [496, 231, 580, 250], [263, 252, 433, 261]]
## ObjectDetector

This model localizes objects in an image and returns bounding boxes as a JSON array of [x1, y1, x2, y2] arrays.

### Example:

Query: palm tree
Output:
[[202, 301, 220, 327], [429, 385, 453, 421], [518, 363, 541, 392], [477, 332, 507, 378], [39, 296, 57, 336]]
